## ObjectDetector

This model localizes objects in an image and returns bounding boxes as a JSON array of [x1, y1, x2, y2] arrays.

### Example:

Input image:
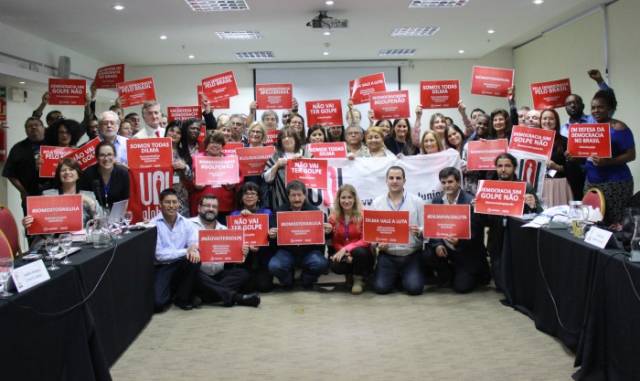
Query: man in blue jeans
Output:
[[267, 180, 331, 289], [371, 166, 425, 295]]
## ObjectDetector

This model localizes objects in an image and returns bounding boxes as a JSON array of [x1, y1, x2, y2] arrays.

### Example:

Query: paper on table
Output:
[[109, 199, 129, 224], [522, 215, 550, 228], [54, 246, 81, 259]]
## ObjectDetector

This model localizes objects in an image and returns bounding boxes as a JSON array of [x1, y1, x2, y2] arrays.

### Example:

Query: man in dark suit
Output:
[[424, 167, 490, 293]]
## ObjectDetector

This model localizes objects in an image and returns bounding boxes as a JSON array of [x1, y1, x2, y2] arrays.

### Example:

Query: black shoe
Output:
[[174, 300, 194, 310], [235, 293, 261, 307]]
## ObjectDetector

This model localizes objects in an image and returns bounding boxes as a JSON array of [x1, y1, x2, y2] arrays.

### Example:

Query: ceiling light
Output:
[[323, 51, 330, 56], [113, 4, 125, 11], [487, 29, 495, 34], [378, 48, 416, 57], [216, 31, 262, 40], [533, 0, 544, 4], [188, 54, 195, 59], [235, 51, 274, 60], [326, 0, 335, 5], [391, 26, 440, 37], [19, 81, 25, 85], [458, 49, 465, 54], [183, 0, 249, 12], [409, 0, 469, 8], [160, 35, 168, 40], [323, 31, 331, 36]]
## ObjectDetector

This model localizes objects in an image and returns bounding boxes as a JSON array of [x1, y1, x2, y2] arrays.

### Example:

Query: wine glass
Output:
[[59, 234, 73, 265], [0, 257, 14, 298], [45, 238, 60, 271], [123, 211, 133, 234]]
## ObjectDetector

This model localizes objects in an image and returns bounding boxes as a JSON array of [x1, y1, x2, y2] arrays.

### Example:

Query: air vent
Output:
[[216, 31, 263, 40], [408, 0, 469, 8], [378, 48, 416, 57], [235, 51, 274, 60], [183, 0, 249, 12], [391, 26, 440, 37]]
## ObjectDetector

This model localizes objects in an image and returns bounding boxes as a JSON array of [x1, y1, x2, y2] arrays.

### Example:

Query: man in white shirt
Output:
[[133, 101, 165, 139], [97, 111, 128, 165], [370, 166, 425, 295], [189, 195, 260, 307]]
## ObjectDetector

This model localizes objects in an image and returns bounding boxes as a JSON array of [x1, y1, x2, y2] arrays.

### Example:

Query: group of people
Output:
[[3, 68, 636, 311]]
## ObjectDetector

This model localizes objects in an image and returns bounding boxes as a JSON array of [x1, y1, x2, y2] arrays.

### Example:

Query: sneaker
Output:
[[351, 276, 364, 295]]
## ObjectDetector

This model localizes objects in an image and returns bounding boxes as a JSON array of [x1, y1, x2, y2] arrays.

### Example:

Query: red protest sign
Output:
[[362, 210, 410, 244], [256, 83, 293, 109], [48, 79, 86, 106], [308, 142, 347, 159], [193, 155, 240, 186], [94, 64, 125, 89], [567, 123, 612, 158], [305, 100, 343, 127], [475, 180, 526, 217], [420, 80, 460, 109], [117, 77, 156, 108], [276, 211, 325, 246], [470, 66, 514, 97], [227, 214, 270, 246], [370, 90, 410, 120], [197, 85, 230, 112], [26, 195, 83, 235], [222, 142, 244, 156], [530, 78, 571, 110], [286, 158, 328, 189], [423, 204, 471, 239], [467, 139, 508, 170], [167, 106, 199, 122], [265, 130, 279, 145], [127, 137, 173, 169], [39, 146, 75, 178], [237, 146, 275, 177], [508, 125, 556, 159], [199, 230, 245, 263], [63, 138, 100, 170], [201, 71, 239, 104], [349, 72, 386, 104]]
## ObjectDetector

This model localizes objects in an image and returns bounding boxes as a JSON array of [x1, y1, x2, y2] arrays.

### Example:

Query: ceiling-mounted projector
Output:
[[306, 11, 348, 29]]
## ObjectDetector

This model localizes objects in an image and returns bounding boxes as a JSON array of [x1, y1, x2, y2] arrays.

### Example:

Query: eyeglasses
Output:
[[98, 153, 114, 158], [243, 192, 258, 197]]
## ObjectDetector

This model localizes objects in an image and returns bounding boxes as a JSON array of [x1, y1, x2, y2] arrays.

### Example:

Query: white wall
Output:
[[514, 0, 639, 191]]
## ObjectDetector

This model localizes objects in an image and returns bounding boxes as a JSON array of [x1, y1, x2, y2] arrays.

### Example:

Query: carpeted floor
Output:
[[111, 283, 576, 381]]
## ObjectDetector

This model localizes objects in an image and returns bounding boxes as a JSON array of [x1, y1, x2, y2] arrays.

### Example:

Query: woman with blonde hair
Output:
[[328, 184, 373, 294], [420, 130, 444, 155], [363, 126, 395, 158]]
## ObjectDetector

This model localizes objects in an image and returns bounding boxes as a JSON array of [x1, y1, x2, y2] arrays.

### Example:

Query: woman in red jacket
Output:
[[328, 184, 373, 294]]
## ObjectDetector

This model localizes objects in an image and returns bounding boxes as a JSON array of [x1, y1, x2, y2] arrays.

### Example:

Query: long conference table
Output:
[[0, 227, 157, 381], [501, 218, 640, 381]]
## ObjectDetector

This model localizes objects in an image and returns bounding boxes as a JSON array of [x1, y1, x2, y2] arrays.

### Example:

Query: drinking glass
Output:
[[45, 238, 60, 271], [123, 211, 133, 234], [0, 257, 13, 298], [59, 234, 73, 265]]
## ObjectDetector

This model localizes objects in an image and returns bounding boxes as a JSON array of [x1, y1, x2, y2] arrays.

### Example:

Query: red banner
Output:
[[530, 78, 571, 110], [370, 90, 410, 120], [48, 79, 86, 106], [128, 167, 173, 223], [466, 139, 508, 170], [94, 64, 125, 89], [167, 106, 199, 121], [201, 71, 239, 104], [236, 146, 275, 177], [26, 195, 83, 235], [508, 125, 556, 159], [475, 180, 526, 217], [362, 210, 410, 244], [305, 100, 343, 127], [197, 85, 230, 112], [423, 204, 471, 239], [193, 155, 240, 186], [276, 211, 325, 246], [265, 130, 279, 145], [308, 142, 347, 159], [39, 146, 75, 178], [567, 123, 612, 158], [222, 142, 244, 156], [199, 229, 245, 263], [117, 77, 156, 108], [226, 214, 270, 246], [63, 138, 101, 170], [420, 80, 460, 109], [285, 158, 328, 189], [470, 66, 514, 97], [127, 138, 173, 169], [256, 83, 293, 109], [349, 72, 386, 104]]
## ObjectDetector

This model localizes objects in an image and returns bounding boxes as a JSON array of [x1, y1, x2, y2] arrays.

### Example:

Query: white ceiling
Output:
[[0, 0, 609, 66]]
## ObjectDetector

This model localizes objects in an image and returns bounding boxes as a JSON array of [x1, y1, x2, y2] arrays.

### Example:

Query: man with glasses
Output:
[[228, 114, 248, 144], [98, 111, 128, 165]]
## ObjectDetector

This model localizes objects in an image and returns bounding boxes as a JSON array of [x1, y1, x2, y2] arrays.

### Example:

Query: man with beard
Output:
[[560, 69, 613, 137], [424, 167, 490, 293], [190, 195, 260, 307], [97, 111, 128, 165]]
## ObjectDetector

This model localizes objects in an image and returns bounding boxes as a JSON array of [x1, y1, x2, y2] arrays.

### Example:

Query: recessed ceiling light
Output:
[[113, 4, 125, 11], [323, 31, 331, 36], [326, 0, 335, 5], [458, 49, 465, 54], [216, 31, 262, 40], [391, 26, 440, 37], [487, 29, 495, 34], [378, 48, 416, 57], [18, 81, 25, 85], [188, 54, 195, 59], [183, 0, 249, 12], [533, 0, 544, 4], [409, 0, 469, 8], [235, 51, 274, 60], [323, 51, 330, 56], [160, 35, 168, 40]]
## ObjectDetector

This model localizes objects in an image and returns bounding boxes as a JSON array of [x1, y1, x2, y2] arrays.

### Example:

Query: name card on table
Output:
[[584, 226, 613, 249], [198, 230, 245, 263], [362, 210, 410, 244], [11, 260, 51, 292]]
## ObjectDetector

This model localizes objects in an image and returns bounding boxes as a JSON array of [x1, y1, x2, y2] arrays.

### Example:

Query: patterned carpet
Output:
[[111, 283, 576, 381]]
